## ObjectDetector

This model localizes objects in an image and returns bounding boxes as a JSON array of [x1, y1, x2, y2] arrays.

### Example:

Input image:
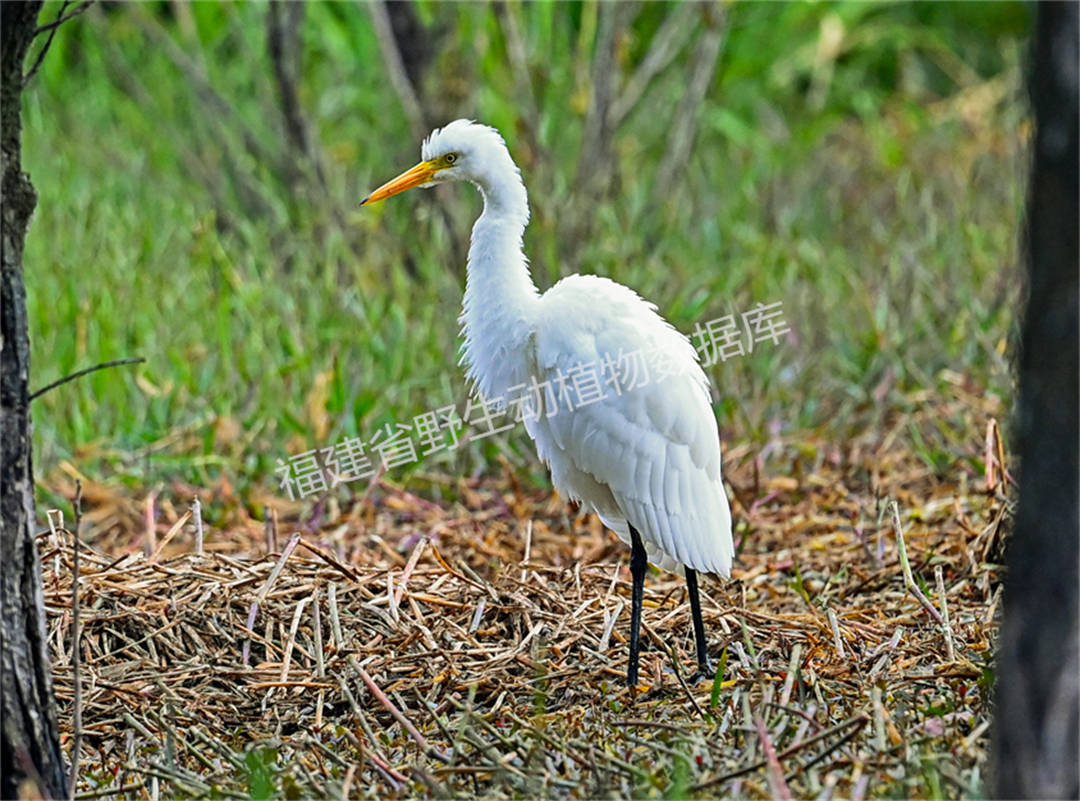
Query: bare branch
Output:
[[609, 3, 698, 129], [563, 2, 638, 267], [652, 3, 726, 202], [128, 6, 283, 176], [891, 501, 945, 625], [494, 2, 540, 135], [574, 1, 631, 193], [29, 357, 144, 401], [267, 1, 327, 191], [24, 1, 95, 86], [365, 0, 426, 142], [33, 0, 92, 36]]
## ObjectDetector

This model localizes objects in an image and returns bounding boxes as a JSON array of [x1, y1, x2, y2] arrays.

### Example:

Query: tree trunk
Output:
[[992, 3, 1079, 798], [1, 2, 70, 798]]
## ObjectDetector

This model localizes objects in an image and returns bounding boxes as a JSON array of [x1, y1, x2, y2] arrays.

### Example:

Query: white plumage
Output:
[[527, 274, 732, 576], [363, 119, 733, 685]]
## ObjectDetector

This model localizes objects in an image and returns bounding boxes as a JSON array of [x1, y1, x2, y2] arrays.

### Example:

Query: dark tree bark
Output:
[[1, 2, 70, 799], [993, 3, 1079, 798], [384, 0, 434, 99]]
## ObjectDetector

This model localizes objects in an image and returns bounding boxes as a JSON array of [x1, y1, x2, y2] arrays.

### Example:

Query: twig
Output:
[[186, 726, 243, 770], [243, 533, 301, 666], [365, 0, 426, 141], [191, 498, 203, 555], [890, 501, 944, 624], [871, 685, 886, 751], [279, 596, 311, 682], [25, 1, 83, 86], [755, 715, 794, 801], [350, 658, 451, 763], [934, 565, 956, 661], [34, 0, 94, 35], [609, 3, 698, 128], [387, 569, 399, 623], [297, 539, 360, 583], [694, 714, 868, 790], [598, 598, 623, 653], [328, 582, 344, 650], [311, 587, 325, 678], [779, 643, 803, 706], [340, 764, 357, 800], [266, 0, 328, 192], [69, 481, 84, 801], [30, 357, 144, 401], [652, 2, 726, 201], [264, 505, 278, 553], [788, 715, 869, 776], [667, 643, 707, 721], [149, 511, 191, 562], [335, 686, 413, 791], [984, 584, 1004, 623], [119, 712, 156, 743], [493, 1, 542, 150], [75, 780, 146, 799], [46, 509, 63, 577], [395, 536, 428, 606], [312, 586, 325, 729], [468, 599, 487, 635], [828, 608, 845, 658], [520, 520, 532, 585], [984, 419, 999, 491]]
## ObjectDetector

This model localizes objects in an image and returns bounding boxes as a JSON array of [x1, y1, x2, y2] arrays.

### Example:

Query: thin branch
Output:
[[25, 1, 94, 86], [827, 607, 845, 658], [29, 357, 144, 401], [365, 0, 426, 142], [693, 714, 869, 790], [935, 564, 956, 661], [267, 1, 327, 192], [890, 501, 945, 625], [609, 3, 698, 129], [871, 684, 887, 751], [755, 715, 794, 801], [128, 6, 284, 175], [563, 2, 636, 268], [653, 3, 726, 202], [667, 643, 707, 721], [33, 0, 93, 36], [349, 657, 451, 763], [573, 1, 626, 193], [191, 498, 204, 556], [494, 2, 541, 139]]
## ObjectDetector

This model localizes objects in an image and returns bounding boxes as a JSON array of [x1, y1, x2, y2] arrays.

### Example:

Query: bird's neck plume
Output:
[[459, 159, 539, 403]]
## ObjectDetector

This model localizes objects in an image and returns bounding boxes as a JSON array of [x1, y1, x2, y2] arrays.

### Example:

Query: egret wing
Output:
[[528, 275, 733, 576]]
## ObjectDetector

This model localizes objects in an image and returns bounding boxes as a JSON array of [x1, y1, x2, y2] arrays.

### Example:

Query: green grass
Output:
[[22, 1, 1029, 499]]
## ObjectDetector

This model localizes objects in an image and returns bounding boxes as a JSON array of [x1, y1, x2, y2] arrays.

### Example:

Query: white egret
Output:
[[362, 120, 733, 687]]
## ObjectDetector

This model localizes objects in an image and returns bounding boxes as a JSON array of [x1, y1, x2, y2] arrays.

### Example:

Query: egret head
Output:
[[361, 119, 519, 206]]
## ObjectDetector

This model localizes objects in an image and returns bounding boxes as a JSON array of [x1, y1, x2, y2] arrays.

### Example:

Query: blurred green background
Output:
[[22, 1, 1029, 500]]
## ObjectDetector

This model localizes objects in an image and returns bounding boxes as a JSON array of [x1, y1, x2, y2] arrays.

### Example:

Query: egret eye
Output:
[[445, 154, 457, 165]]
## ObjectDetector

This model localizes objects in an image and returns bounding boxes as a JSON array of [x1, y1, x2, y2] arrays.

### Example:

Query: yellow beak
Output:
[[361, 160, 441, 206]]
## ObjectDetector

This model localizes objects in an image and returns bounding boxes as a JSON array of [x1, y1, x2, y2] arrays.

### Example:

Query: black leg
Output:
[[627, 523, 648, 688], [686, 567, 712, 681]]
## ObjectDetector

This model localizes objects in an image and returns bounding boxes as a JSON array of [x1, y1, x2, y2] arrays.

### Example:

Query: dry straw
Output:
[[44, 394, 1008, 798]]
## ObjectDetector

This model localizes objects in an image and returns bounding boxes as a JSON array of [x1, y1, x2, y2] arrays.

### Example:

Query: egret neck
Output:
[[459, 161, 540, 403]]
